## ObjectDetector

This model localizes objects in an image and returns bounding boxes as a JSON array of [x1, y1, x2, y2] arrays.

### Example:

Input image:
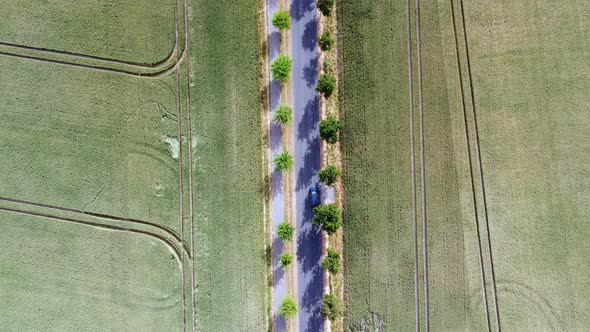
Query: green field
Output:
[[0, 0, 176, 64], [190, 0, 267, 330], [0, 0, 267, 330], [340, 0, 589, 330]]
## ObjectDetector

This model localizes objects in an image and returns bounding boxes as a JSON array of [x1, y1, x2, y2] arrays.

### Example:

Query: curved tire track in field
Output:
[[405, 0, 421, 330], [414, 0, 430, 329], [448, 0, 493, 330], [0, 196, 190, 259], [0, 0, 185, 78], [457, 0, 502, 330]]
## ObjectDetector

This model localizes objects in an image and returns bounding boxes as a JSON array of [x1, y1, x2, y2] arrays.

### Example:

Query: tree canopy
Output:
[[271, 55, 293, 84], [313, 204, 341, 235], [272, 10, 291, 31]]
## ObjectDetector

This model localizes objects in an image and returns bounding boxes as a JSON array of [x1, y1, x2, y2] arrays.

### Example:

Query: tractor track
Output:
[[448, 0, 492, 330], [0, 196, 190, 257], [414, 0, 430, 329], [457, 0, 501, 330], [0, 205, 189, 263], [404, 0, 421, 330], [0, 0, 185, 78]]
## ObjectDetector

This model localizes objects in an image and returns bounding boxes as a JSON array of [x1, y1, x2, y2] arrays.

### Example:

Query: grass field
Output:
[[0, 0, 267, 330], [0, 0, 176, 64], [0, 210, 183, 331], [190, 0, 267, 330], [340, 0, 589, 330]]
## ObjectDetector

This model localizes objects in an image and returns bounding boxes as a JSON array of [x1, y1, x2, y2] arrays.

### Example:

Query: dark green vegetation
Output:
[[319, 117, 342, 143], [272, 10, 291, 31], [274, 151, 294, 172], [279, 297, 298, 320], [271, 55, 293, 84], [313, 204, 341, 235], [340, 0, 590, 330], [317, 0, 335, 17], [322, 294, 343, 321], [318, 32, 335, 51], [319, 165, 341, 185], [316, 73, 336, 97], [280, 253, 293, 268], [322, 248, 341, 274], [278, 222, 295, 241], [274, 104, 293, 125], [191, 0, 266, 330]]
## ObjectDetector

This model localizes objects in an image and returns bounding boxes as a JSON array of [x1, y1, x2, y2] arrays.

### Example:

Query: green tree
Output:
[[319, 117, 342, 144], [280, 253, 293, 268], [274, 151, 294, 172], [277, 222, 294, 241], [318, 32, 334, 51], [272, 10, 291, 31], [313, 204, 341, 235], [279, 297, 298, 319], [271, 55, 293, 84], [322, 248, 340, 274], [321, 294, 343, 321], [317, 0, 335, 16], [319, 165, 341, 185], [316, 74, 336, 97], [274, 104, 293, 125]]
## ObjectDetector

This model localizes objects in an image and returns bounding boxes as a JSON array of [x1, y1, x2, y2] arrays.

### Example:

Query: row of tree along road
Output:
[[270, 0, 344, 324]]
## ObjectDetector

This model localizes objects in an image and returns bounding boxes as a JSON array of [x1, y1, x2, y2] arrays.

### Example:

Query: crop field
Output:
[[340, 0, 589, 330], [0, 0, 266, 331]]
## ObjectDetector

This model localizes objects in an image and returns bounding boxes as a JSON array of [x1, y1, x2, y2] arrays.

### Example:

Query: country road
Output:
[[292, 0, 323, 331], [267, 0, 288, 330]]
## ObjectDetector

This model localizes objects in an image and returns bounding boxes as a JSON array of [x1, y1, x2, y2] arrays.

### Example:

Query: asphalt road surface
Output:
[[291, 0, 324, 330]]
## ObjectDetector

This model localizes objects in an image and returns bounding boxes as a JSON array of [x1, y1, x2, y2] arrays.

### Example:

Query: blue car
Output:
[[309, 185, 321, 208]]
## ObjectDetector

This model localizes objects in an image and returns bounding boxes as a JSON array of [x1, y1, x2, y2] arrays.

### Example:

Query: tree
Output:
[[279, 297, 298, 319], [316, 74, 336, 97], [321, 294, 343, 321], [319, 165, 341, 185], [317, 0, 335, 16], [271, 55, 293, 84], [274, 104, 293, 125], [322, 248, 340, 274], [313, 204, 341, 235], [319, 117, 342, 144], [277, 222, 294, 241], [272, 10, 291, 31], [318, 32, 334, 51], [274, 151, 293, 172], [280, 253, 293, 268]]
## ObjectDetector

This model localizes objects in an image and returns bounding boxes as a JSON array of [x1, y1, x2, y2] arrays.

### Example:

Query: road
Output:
[[291, 0, 324, 331], [267, 0, 287, 330]]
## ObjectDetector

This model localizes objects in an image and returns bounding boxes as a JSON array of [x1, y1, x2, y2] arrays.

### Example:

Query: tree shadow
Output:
[[296, 96, 320, 141], [291, 0, 315, 22], [300, 262, 324, 332], [301, 19, 318, 51], [302, 56, 319, 88]]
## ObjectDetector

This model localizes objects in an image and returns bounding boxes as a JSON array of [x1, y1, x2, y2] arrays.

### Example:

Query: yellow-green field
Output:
[[340, 0, 590, 330], [0, 0, 267, 330]]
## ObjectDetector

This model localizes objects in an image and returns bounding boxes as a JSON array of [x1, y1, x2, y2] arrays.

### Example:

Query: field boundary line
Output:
[[405, 0, 421, 330], [0, 205, 189, 263], [0, 0, 185, 76], [448, 0, 492, 330], [174, 0, 188, 325], [181, 0, 197, 329], [415, 0, 430, 329], [457, 1, 501, 330]]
